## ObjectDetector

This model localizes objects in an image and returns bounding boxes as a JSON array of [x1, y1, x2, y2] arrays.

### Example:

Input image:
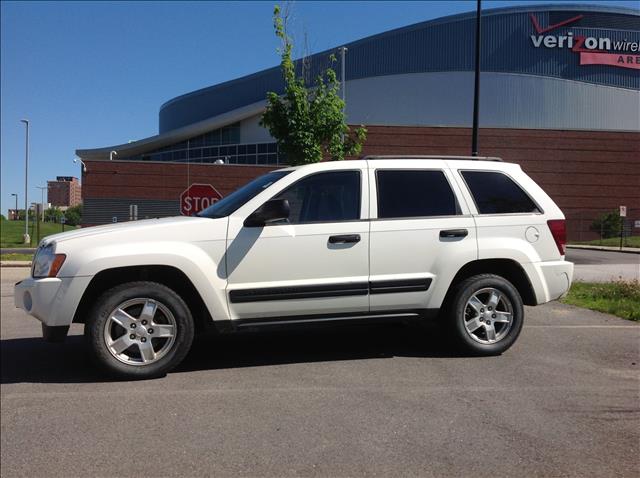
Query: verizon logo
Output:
[[528, 13, 640, 69]]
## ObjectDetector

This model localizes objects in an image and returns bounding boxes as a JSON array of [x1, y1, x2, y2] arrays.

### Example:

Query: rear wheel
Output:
[[86, 281, 194, 379], [447, 274, 524, 355]]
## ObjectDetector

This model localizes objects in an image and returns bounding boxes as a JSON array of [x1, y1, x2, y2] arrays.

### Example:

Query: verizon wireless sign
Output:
[[529, 13, 640, 70]]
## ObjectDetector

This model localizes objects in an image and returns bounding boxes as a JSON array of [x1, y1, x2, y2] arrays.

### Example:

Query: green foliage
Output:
[[590, 211, 623, 239], [562, 280, 640, 321], [0, 219, 78, 248], [65, 204, 82, 226], [260, 5, 367, 165], [571, 236, 640, 248], [16, 209, 36, 221], [0, 214, 5, 221], [45, 207, 64, 223]]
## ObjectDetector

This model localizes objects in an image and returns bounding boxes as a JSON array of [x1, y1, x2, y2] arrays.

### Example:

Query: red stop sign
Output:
[[180, 183, 222, 216]]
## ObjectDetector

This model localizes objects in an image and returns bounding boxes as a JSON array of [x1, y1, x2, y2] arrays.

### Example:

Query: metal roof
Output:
[[158, 4, 639, 133]]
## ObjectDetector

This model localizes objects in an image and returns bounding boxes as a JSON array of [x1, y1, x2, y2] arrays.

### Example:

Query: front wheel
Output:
[[85, 281, 195, 379], [447, 274, 524, 356]]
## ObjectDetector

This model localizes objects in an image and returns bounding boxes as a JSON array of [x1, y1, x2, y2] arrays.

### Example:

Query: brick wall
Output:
[[48, 178, 82, 207], [82, 126, 640, 239]]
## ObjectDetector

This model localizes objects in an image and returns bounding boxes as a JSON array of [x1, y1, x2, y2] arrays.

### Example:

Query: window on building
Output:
[[275, 171, 361, 224], [119, 119, 285, 166], [461, 170, 540, 214], [376, 170, 459, 218]]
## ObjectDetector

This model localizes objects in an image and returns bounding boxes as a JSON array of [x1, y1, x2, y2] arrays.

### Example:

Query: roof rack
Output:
[[363, 155, 503, 162]]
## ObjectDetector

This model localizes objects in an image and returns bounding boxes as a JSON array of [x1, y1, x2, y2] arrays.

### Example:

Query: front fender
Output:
[[59, 240, 230, 322]]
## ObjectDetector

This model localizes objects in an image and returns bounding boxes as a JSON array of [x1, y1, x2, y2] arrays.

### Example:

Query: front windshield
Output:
[[197, 170, 291, 218]]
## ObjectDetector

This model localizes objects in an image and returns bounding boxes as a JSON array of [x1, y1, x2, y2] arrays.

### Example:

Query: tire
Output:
[[85, 281, 195, 379], [446, 274, 524, 356]]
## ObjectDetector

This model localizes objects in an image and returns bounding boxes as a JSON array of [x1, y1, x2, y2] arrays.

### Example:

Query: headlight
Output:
[[32, 244, 66, 278]]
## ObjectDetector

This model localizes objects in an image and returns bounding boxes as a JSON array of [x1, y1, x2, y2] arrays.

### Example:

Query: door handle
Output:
[[440, 229, 468, 238], [328, 234, 361, 244]]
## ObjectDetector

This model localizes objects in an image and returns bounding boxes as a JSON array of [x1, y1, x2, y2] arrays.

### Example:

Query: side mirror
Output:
[[244, 199, 290, 227]]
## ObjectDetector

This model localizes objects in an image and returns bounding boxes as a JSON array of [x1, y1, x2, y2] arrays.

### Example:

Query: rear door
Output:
[[368, 160, 478, 312]]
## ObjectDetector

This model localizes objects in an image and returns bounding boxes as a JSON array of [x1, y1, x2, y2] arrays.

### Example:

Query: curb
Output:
[[567, 245, 640, 255], [0, 261, 32, 268]]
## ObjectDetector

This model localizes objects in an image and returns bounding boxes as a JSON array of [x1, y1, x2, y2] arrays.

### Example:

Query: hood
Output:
[[42, 216, 220, 247]]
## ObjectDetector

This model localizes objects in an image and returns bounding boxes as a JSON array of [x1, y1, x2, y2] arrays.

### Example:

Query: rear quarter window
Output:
[[461, 170, 540, 214]]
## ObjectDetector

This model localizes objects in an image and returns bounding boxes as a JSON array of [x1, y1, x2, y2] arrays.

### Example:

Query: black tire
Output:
[[85, 281, 195, 379], [446, 274, 524, 356]]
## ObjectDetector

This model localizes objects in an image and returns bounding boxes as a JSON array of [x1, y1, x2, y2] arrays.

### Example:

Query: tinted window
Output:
[[461, 171, 540, 214], [275, 171, 361, 223], [376, 170, 459, 218]]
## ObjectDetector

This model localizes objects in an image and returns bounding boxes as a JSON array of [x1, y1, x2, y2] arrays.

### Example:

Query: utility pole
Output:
[[471, 0, 482, 157], [36, 186, 47, 222], [20, 119, 30, 243]]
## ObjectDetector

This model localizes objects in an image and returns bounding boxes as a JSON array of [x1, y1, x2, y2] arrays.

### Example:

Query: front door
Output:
[[225, 166, 370, 321]]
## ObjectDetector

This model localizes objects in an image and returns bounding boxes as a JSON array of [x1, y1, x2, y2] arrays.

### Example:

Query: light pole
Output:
[[338, 46, 348, 105], [109, 150, 118, 160], [36, 186, 47, 222], [471, 0, 482, 157], [20, 119, 30, 243], [10, 193, 17, 220]]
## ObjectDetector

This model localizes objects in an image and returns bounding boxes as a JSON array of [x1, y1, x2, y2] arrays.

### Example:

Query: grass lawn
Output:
[[569, 236, 640, 248], [0, 253, 33, 261], [0, 219, 78, 248], [562, 280, 640, 321]]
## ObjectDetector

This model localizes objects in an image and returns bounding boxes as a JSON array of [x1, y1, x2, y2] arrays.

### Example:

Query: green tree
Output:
[[65, 204, 82, 226], [590, 211, 622, 239], [260, 5, 366, 165], [45, 207, 63, 223]]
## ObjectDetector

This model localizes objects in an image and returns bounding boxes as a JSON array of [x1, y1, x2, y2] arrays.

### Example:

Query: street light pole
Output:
[[10, 193, 18, 220], [20, 119, 30, 243], [36, 186, 47, 222], [471, 0, 482, 157], [338, 46, 348, 105]]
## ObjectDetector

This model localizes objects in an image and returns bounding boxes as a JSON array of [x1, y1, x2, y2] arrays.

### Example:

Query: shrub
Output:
[[590, 211, 622, 239]]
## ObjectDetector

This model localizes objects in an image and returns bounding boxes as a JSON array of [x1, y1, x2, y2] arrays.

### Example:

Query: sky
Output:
[[1, 0, 638, 217]]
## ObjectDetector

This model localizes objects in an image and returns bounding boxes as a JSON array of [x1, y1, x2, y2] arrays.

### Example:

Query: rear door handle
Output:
[[440, 229, 468, 238], [329, 234, 361, 244]]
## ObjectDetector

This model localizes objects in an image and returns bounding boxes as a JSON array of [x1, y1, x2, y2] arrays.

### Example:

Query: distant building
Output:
[[47, 176, 82, 208]]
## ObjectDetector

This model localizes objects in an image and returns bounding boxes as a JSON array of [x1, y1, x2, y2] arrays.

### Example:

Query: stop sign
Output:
[[180, 183, 222, 216]]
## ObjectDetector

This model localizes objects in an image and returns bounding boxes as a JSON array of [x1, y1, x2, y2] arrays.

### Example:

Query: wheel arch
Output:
[[444, 259, 537, 308], [73, 265, 218, 335]]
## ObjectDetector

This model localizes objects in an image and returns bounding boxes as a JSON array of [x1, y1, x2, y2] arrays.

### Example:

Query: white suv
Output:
[[15, 157, 573, 379]]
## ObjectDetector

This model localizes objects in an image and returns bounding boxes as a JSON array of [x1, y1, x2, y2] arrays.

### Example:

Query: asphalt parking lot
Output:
[[566, 248, 639, 282], [1, 267, 638, 477]]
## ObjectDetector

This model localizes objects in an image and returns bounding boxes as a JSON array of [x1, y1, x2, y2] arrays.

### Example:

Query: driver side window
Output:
[[275, 171, 361, 224]]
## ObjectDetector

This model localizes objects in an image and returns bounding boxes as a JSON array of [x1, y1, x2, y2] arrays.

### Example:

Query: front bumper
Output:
[[14, 275, 93, 329]]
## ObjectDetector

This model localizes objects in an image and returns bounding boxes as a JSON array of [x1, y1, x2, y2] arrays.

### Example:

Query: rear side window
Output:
[[376, 170, 459, 218], [275, 170, 361, 223], [461, 170, 540, 214]]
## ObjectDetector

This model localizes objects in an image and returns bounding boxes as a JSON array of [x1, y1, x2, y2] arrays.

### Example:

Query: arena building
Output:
[[76, 3, 640, 239]]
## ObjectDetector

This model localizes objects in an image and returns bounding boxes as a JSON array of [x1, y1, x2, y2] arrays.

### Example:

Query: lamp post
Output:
[[36, 186, 47, 222], [20, 119, 30, 243], [338, 46, 348, 105], [10, 193, 17, 220], [471, 0, 482, 157]]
